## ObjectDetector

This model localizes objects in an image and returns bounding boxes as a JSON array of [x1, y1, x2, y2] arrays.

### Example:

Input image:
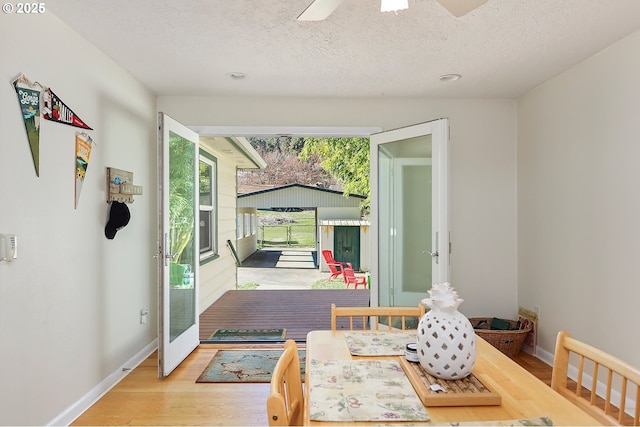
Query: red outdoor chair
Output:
[[342, 266, 367, 289], [321, 250, 352, 280]]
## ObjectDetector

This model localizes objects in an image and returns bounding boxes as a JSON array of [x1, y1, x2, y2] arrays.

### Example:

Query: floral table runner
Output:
[[308, 359, 430, 422], [344, 331, 417, 356]]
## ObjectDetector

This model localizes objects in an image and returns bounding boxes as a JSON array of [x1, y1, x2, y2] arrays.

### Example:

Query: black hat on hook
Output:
[[105, 201, 131, 239]]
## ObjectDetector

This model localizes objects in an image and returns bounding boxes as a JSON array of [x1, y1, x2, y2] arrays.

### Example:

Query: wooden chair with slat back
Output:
[[330, 303, 426, 331], [267, 339, 304, 426], [551, 330, 640, 426]]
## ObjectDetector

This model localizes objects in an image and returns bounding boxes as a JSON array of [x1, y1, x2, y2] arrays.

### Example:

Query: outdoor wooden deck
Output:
[[199, 289, 371, 342]]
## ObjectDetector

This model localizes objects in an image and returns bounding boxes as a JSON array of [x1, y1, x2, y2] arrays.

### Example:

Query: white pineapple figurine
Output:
[[416, 282, 476, 379]]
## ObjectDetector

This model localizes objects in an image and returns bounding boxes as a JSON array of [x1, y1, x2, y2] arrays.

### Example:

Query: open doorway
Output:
[[192, 123, 449, 342], [235, 137, 371, 286], [201, 132, 370, 340]]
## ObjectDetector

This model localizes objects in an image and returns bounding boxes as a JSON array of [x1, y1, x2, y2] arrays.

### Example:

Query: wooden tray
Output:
[[399, 358, 502, 407]]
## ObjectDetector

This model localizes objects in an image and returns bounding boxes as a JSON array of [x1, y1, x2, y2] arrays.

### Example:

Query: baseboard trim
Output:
[[47, 338, 158, 426], [534, 345, 554, 367]]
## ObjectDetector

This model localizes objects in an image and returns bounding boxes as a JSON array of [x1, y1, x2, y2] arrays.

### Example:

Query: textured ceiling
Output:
[[47, 0, 640, 98]]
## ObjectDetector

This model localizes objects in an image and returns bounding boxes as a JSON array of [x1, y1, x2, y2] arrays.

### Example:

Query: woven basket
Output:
[[470, 317, 531, 358]]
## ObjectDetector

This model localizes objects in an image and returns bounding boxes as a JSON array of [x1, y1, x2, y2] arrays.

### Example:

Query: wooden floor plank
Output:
[[70, 347, 543, 426], [71, 347, 273, 426], [199, 289, 370, 341], [72, 344, 636, 426]]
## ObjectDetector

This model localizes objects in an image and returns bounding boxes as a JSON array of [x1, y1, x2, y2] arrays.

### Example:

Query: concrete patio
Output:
[[237, 248, 325, 290]]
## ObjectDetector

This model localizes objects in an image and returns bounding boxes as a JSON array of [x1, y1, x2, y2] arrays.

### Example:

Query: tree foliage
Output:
[[168, 135, 195, 268], [241, 138, 336, 189], [300, 137, 370, 211], [248, 136, 306, 156], [241, 136, 371, 214]]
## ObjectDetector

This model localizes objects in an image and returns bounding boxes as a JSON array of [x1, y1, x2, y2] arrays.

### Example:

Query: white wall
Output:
[[0, 13, 157, 426], [158, 97, 518, 319], [517, 28, 640, 366]]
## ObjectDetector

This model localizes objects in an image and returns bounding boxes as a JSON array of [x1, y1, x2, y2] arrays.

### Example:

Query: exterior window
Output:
[[244, 213, 250, 237], [199, 152, 217, 262], [237, 214, 243, 239], [251, 213, 257, 234]]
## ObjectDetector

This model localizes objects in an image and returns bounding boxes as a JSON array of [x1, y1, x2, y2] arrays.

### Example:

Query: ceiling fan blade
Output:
[[436, 0, 487, 17], [297, 0, 345, 21]]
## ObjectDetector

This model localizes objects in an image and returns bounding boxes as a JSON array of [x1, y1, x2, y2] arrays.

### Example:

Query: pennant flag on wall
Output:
[[42, 88, 93, 130], [12, 73, 43, 177], [75, 133, 94, 209]]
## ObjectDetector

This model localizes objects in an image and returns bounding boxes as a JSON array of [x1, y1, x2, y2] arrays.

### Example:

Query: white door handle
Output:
[[423, 250, 439, 261]]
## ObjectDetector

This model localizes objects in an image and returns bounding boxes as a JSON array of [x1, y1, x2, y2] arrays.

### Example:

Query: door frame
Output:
[[369, 119, 450, 308], [158, 112, 200, 377]]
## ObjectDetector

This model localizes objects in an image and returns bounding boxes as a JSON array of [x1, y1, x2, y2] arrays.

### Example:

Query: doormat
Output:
[[196, 349, 306, 383], [203, 328, 286, 342]]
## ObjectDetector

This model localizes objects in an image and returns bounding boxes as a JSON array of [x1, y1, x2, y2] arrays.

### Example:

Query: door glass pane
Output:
[[169, 131, 196, 342], [378, 135, 433, 306], [401, 163, 431, 292]]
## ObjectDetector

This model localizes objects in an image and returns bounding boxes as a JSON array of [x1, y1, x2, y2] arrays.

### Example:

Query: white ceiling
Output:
[[48, 0, 640, 99]]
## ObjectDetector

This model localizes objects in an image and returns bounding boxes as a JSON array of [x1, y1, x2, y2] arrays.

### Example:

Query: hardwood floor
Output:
[[71, 345, 274, 426], [70, 346, 541, 426], [72, 346, 633, 426], [512, 350, 553, 385]]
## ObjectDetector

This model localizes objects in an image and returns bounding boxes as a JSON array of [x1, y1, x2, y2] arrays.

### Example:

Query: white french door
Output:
[[370, 119, 450, 307], [158, 113, 200, 377]]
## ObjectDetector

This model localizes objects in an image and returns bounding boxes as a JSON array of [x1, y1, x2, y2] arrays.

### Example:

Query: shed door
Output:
[[334, 226, 360, 271]]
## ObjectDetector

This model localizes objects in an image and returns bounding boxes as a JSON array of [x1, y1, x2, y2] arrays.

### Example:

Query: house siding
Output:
[[238, 184, 363, 209], [198, 147, 241, 313]]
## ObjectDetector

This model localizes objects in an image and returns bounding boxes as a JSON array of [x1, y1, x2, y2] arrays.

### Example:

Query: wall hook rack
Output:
[[107, 167, 143, 204]]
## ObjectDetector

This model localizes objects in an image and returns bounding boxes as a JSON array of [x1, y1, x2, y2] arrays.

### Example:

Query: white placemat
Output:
[[308, 359, 430, 422], [344, 331, 417, 356]]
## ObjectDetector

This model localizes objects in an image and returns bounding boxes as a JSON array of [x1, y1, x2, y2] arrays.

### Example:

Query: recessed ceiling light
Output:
[[227, 72, 247, 80], [440, 73, 462, 82]]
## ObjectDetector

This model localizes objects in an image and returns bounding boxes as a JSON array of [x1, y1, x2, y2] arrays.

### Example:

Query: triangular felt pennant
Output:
[[12, 74, 42, 177], [42, 88, 93, 130], [74, 133, 94, 209]]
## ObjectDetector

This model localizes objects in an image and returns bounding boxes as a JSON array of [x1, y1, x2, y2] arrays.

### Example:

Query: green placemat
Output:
[[204, 328, 286, 342]]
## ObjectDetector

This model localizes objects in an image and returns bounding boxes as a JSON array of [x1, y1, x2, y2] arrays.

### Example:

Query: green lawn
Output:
[[258, 210, 316, 247], [311, 278, 348, 289]]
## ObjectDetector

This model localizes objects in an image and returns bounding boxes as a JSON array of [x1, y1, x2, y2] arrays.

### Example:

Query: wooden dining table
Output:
[[304, 330, 602, 426]]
